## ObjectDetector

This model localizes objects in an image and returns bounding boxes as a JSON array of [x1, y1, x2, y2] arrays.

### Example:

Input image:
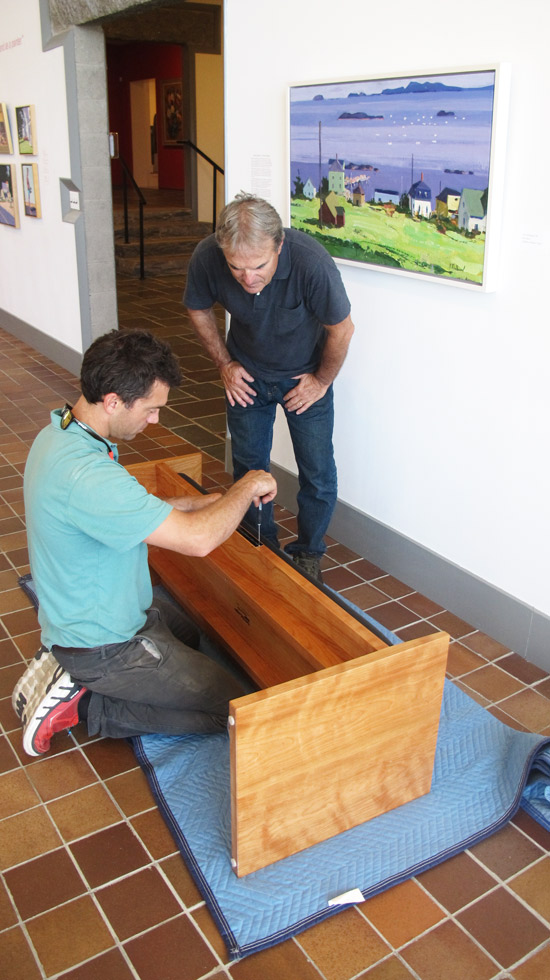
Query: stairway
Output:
[[113, 196, 212, 278]]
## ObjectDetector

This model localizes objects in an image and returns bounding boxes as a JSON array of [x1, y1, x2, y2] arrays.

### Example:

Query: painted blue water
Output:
[[290, 75, 495, 207]]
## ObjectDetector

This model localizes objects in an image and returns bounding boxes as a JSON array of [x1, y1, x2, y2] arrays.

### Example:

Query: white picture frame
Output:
[[289, 64, 510, 291]]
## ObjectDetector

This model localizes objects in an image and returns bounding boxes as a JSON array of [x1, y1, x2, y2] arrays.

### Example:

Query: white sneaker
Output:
[[12, 646, 60, 723]]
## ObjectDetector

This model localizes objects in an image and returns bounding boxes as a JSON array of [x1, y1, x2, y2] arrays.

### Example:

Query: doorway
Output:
[[50, 1, 224, 353], [129, 78, 158, 189], [106, 40, 187, 203], [102, 1, 224, 221]]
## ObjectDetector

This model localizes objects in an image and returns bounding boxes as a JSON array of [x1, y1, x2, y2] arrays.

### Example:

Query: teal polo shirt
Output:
[[24, 410, 172, 649]]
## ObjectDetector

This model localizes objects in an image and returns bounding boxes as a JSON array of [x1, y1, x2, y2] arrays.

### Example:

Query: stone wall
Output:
[[49, 0, 153, 34]]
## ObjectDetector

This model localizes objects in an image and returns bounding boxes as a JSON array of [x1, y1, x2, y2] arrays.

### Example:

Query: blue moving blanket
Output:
[[134, 680, 550, 959], [18, 574, 550, 959]]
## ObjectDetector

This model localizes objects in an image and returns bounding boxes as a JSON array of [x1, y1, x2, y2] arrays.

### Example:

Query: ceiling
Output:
[[100, 1, 221, 51]]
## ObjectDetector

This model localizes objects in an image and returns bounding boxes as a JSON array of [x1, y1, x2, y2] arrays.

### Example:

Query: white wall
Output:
[[224, 0, 550, 617], [0, 0, 82, 353]]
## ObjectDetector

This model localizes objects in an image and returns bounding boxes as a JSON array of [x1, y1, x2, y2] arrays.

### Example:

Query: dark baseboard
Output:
[[0, 310, 83, 377], [269, 460, 550, 673]]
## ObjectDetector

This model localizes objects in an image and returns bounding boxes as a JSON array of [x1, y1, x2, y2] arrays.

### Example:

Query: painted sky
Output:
[[290, 71, 494, 103]]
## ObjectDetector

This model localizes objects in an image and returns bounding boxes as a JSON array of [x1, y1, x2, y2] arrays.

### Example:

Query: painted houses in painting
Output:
[[352, 184, 365, 207], [328, 157, 345, 195], [458, 188, 487, 233], [303, 177, 316, 199], [408, 174, 432, 218], [319, 190, 345, 226], [436, 187, 461, 219]]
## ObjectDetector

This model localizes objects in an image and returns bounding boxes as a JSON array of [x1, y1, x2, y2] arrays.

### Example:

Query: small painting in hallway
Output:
[[16, 104, 38, 154], [289, 65, 509, 290], [22, 162, 41, 218], [0, 163, 20, 227], [0, 103, 13, 154], [162, 80, 184, 145]]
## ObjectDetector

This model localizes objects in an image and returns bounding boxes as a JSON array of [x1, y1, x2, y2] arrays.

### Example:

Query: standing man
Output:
[[14, 329, 276, 756], [184, 193, 354, 582]]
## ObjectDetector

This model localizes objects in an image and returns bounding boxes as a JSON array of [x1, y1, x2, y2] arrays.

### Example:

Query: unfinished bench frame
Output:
[[126, 454, 449, 877]]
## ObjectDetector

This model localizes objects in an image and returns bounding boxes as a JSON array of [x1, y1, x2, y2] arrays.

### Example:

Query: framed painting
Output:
[[0, 103, 13, 154], [16, 104, 38, 154], [0, 163, 20, 227], [289, 65, 510, 290], [22, 162, 41, 218], [162, 80, 184, 145]]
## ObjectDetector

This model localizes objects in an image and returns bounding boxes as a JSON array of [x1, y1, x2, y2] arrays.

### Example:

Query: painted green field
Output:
[[290, 198, 485, 284]]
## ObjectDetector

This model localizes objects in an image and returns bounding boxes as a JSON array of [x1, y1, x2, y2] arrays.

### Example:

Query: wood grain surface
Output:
[[127, 455, 449, 877], [229, 632, 448, 875]]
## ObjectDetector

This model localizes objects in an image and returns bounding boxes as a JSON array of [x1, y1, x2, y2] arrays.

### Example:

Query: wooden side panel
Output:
[[153, 464, 202, 502], [147, 546, 317, 685], [126, 453, 203, 496], [145, 522, 389, 686], [229, 632, 449, 876], [126, 458, 389, 686]]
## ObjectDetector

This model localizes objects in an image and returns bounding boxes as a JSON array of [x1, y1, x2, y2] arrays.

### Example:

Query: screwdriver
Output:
[[257, 501, 262, 545]]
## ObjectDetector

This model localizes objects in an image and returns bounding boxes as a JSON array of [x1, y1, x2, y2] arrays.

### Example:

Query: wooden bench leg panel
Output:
[[229, 633, 449, 877]]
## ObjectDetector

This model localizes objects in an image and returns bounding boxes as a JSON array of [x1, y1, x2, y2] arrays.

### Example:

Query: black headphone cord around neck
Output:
[[60, 404, 115, 460]]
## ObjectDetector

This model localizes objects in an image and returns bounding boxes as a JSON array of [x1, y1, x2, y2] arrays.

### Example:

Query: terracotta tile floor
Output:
[[1, 276, 550, 979]]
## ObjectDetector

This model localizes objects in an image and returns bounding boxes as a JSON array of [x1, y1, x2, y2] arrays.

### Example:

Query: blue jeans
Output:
[[226, 378, 337, 557]]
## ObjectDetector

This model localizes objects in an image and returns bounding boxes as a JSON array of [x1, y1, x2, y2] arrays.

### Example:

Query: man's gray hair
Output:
[[215, 192, 284, 252]]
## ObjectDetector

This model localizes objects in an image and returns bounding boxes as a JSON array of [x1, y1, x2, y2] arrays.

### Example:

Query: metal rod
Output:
[[212, 169, 217, 232], [139, 202, 145, 280], [122, 172, 129, 244]]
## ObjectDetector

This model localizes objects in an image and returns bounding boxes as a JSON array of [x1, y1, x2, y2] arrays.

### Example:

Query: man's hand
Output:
[[220, 360, 257, 408], [240, 469, 277, 507], [146, 469, 276, 557], [283, 314, 354, 414], [283, 374, 328, 415]]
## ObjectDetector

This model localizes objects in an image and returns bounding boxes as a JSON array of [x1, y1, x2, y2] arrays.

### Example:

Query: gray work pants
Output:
[[53, 595, 246, 738]]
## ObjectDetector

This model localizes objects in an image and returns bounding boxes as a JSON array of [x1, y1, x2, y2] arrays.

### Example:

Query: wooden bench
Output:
[[126, 454, 449, 877]]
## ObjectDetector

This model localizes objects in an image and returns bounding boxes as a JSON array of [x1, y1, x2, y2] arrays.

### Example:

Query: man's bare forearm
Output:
[[187, 307, 231, 371], [146, 470, 277, 557], [315, 315, 355, 388]]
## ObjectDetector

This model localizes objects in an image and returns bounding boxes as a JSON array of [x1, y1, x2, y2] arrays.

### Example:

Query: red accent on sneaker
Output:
[[31, 687, 88, 755]]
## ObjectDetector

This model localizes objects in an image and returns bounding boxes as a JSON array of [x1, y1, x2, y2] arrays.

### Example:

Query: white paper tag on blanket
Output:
[[328, 888, 365, 906]]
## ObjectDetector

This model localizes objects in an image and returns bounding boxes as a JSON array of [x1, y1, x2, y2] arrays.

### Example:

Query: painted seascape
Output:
[[289, 69, 496, 285]]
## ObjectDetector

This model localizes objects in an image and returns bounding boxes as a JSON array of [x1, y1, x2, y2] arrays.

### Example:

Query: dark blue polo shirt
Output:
[[183, 228, 351, 380]]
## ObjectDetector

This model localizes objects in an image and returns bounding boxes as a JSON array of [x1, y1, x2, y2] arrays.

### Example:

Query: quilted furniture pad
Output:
[[18, 573, 549, 958], [134, 679, 550, 959]]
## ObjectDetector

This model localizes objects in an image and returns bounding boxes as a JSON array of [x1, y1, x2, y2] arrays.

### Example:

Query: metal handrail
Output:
[[118, 154, 147, 280], [182, 139, 224, 231], [113, 142, 222, 280]]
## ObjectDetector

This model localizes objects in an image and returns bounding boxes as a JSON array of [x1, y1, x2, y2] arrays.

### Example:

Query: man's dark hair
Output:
[[80, 330, 182, 405]]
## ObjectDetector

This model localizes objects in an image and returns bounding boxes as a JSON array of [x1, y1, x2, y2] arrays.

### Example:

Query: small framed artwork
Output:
[[0, 103, 14, 154], [0, 163, 20, 227], [162, 80, 184, 145], [16, 105, 38, 154], [289, 64, 510, 290], [22, 161, 41, 218]]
